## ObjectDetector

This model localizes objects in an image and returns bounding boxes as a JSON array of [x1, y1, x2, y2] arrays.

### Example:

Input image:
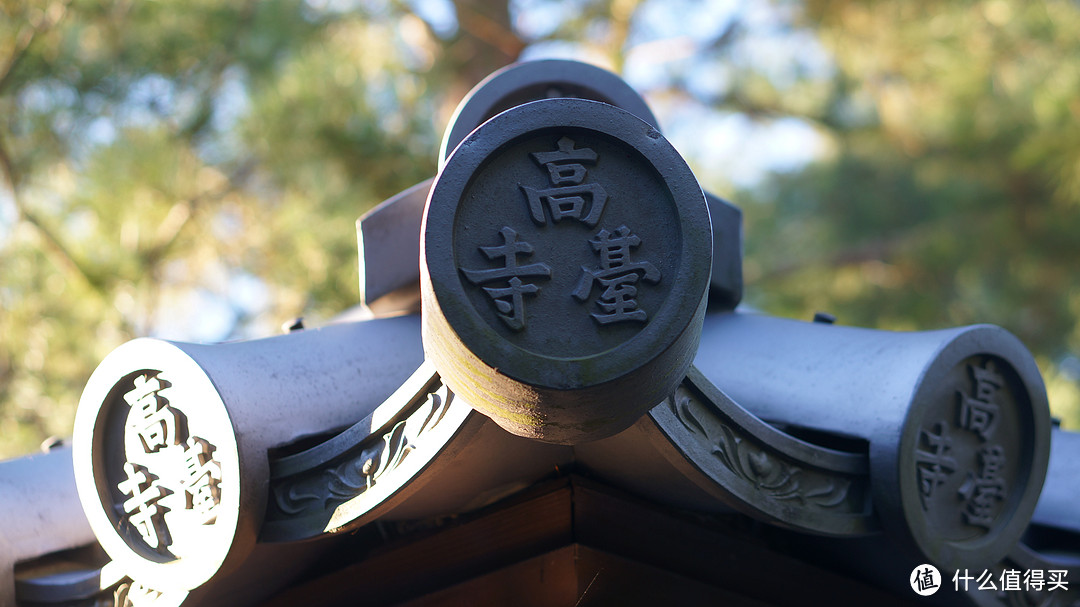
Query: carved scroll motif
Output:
[[668, 387, 854, 510], [271, 380, 452, 518]]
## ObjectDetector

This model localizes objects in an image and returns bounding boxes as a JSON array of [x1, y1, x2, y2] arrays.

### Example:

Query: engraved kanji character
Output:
[[959, 444, 1007, 528], [1000, 569, 1022, 591], [971, 362, 1005, 402], [957, 395, 999, 442], [520, 183, 608, 226], [461, 227, 552, 284], [591, 274, 646, 324], [957, 361, 1003, 441], [914, 422, 958, 510], [124, 373, 182, 453], [180, 437, 222, 523], [1024, 568, 1045, 592], [480, 277, 540, 331], [573, 225, 661, 325], [979, 444, 1006, 476], [1047, 570, 1069, 591], [460, 227, 552, 331], [520, 137, 607, 226], [117, 462, 171, 550], [531, 136, 597, 184]]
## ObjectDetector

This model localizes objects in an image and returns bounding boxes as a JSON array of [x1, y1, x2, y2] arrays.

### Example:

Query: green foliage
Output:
[[2, 0, 1078, 458], [741, 0, 1080, 426], [0, 0, 517, 457]]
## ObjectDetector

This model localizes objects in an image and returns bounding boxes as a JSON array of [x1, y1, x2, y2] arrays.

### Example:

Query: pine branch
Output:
[[0, 133, 102, 291], [0, 0, 72, 96], [454, 2, 524, 62]]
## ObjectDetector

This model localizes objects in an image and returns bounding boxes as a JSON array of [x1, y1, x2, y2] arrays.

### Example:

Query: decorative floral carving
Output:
[[273, 381, 451, 517], [669, 387, 852, 510]]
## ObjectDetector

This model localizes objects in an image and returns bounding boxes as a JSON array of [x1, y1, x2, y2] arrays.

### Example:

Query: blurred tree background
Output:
[[1, 0, 1077, 458]]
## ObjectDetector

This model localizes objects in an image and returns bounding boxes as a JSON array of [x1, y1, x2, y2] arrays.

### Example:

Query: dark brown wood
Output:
[[258, 478, 574, 607], [395, 545, 771, 607], [569, 477, 915, 607], [259, 475, 920, 606], [393, 546, 578, 607]]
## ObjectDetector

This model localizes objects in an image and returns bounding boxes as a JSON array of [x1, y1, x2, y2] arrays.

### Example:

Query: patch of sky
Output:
[[19, 182, 68, 217], [739, 0, 805, 31], [151, 287, 238, 343], [513, 1, 835, 190], [397, 28, 434, 72], [228, 272, 271, 324], [584, 17, 613, 45], [61, 91, 117, 160], [85, 116, 117, 146], [628, 2, 833, 94], [628, 0, 740, 47], [621, 1, 834, 188], [16, 79, 78, 114], [405, 0, 458, 38], [732, 27, 833, 89], [150, 265, 273, 342], [684, 62, 734, 102], [82, 90, 108, 115], [518, 40, 613, 69], [302, 0, 372, 20], [366, 73, 412, 123], [161, 258, 190, 284], [197, 66, 251, 166], [67, 72, 213, 163], [511, 0, 587, 41], [0, 192, 14, 243], [16, 80, 76, 141], [1063, 355, 1080, 382], [210, 67, 251, 133], [625, 41, 735, 102], [621, 53, 667, 93], [120, 74, 177, 128], [63, 208, 99, 242], [149, 261, 234, 342], [50, 109, 75, 139], [211, 204, 244, 241], [664, 106, 826, 190]]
